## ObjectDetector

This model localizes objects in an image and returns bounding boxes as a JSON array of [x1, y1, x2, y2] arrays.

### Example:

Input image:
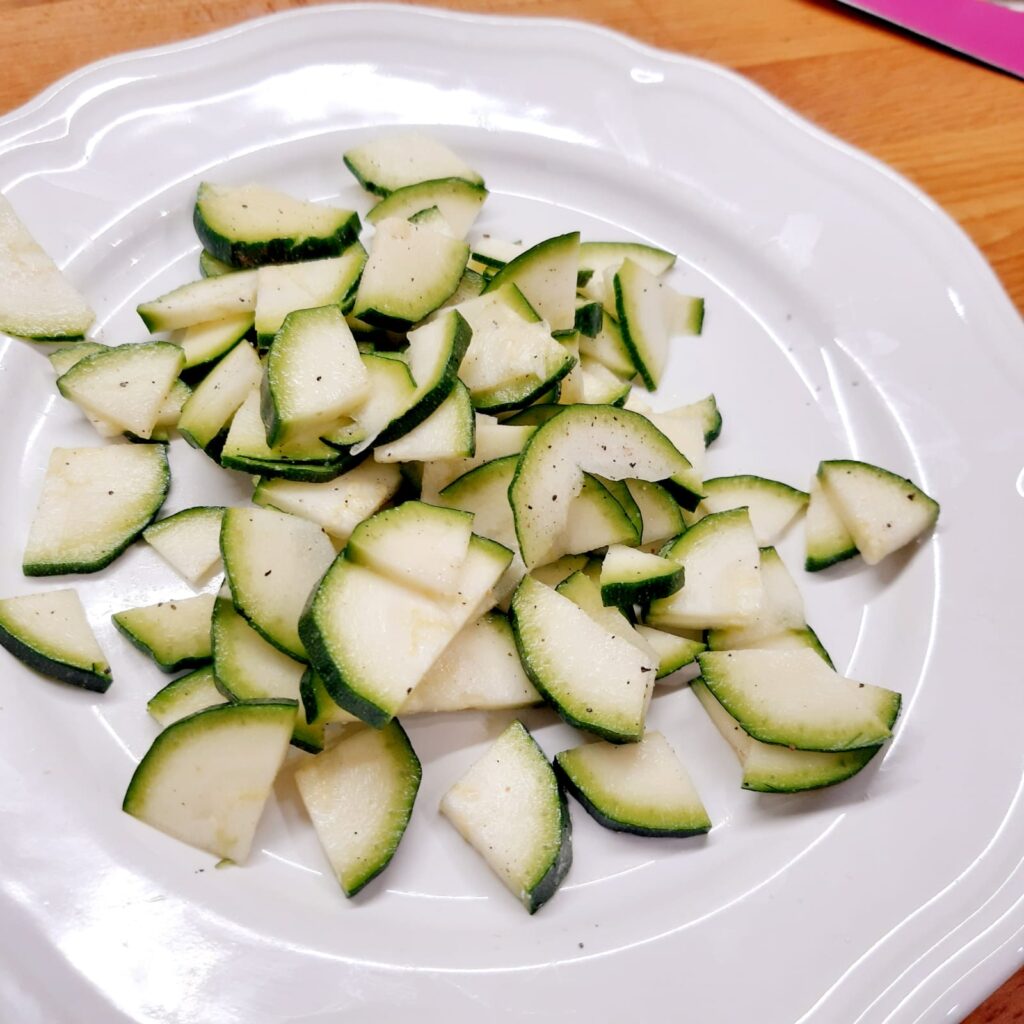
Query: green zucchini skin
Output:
[[526, 778, 573, 914], [0, 619, 111, 693], [193, 206, 361, 270]]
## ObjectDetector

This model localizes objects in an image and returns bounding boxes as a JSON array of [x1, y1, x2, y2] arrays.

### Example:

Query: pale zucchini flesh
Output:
[[367, 178, 487, 238], [343, 133, 484, 196], [484, 232, 579, 332], [147, 665, 228, 727], [137, 271, 259, 333], [178, 339, 263, 451], [804, 475, 859, 572], [697, 476, 809, 545]]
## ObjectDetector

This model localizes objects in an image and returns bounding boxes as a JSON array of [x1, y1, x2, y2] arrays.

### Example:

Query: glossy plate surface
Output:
[[1, 6, 1022, 1022]]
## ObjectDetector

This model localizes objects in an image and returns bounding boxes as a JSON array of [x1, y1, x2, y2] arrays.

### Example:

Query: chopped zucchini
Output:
[[299, 535, 512, 727], [142, 506, 226, 585], [400, 611, 541, 714], [511, 575, 656, 743], [343, 133, 484, 196], [626, 479, 683, 545], [373, 380, 474, 463], [352, 218, 468, 331], [0, 195, 94, 339], [194, 182, 360, 268], [600, 544, 685, 606], [509, 405, 702, 568], [112, 593, 216, 672], [555, 732, 710, 837], [48, 342, 106, 376], [698, 476, 809, 544], [137, 271, 258, 333], [613, 258, 671, 391], [23, 445, 169, 576], [178, 339, 262, 451], [697, 649, 901, 751], [345, 501, 474, 598], [692, 678, 881, 792], [0, 589, 111, 692], [817, 460, 939, 566], [198, 250, 234, 278], [484, 232, 580, 332], [367, 178, 487, 238], [440, 720, 571, 914], [261, 305, 369, 446], [633, 624, 705, 679], [295, 721, 421, 896], [253, 246, 367, 344], [122, 700, 296, 862], [805, 475, 859, 572], [170, 312, 252, 371], [220, 507, 336, 660], [646, 509, 763, 631], [57, 341, 185, 440], [253, 460, 402, 541], [147, 665, 227, 727]]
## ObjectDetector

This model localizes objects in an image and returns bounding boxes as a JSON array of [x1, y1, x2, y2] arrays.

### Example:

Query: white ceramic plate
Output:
[[1, 6, 1022, 1022]]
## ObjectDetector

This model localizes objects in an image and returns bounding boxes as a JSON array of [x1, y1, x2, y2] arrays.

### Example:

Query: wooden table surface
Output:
[[1, 0, 1022, 1019]]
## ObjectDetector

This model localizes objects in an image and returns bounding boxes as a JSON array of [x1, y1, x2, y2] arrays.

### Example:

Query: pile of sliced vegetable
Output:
[[0, 133, 940, 913]]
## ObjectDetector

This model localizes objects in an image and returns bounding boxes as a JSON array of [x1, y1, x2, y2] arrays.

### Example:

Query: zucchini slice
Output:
[[698, 476, 809, 544], [706, 546, 823, 657], [137, 271, 258, 333], [57, 341, 184, 441], [646, 509, 763, 631], [142, 506, 226, 585], [817, 460, 939, 566], [254, 246, 367, 345], [484, 232, 579, 332], [194, 182, 360, 268], [253, 460, 402, 541], [555, 732, 710, 837], [0, 195, 95, 339], [147, 665, 227, 727], [578, 310, 636, 378], [178, 339, 262, 451], [112, 593, 216, 672], [400, 611, 541, 714], [419, 418, 534, 499], [199, 250, 234, 278], [48, 341, 106, 376], [122, 700, 296, 862], [455, 285, 575, 412], [633, 624, 705, 679], [692, 678, 881, 792], [351, 218, 468, 331], [295, 721, 421, 897], [0, 589, 111, 692], [511, 575, 656, 743], [697, 649, 901, 752], [299, 535, 512, 727], [373, 380, 475, 463], [804, 475, 859, 572], [613, 258, 672, 391], [261, 305, 370, 446], [367, 178, 487, 238], [600, 544, 685, 606], [300, 667, 360, 727], [220, 507, 336, 660], [170, 312, 251, 371], [529, 554, 588, 590], [23, 445, 169, 576], [343, 133, 484, 196], [626, 479, 684, 546], [576, 360, 631, 406], [578, 240, 676, 286], [364, 309, 472, 450], [555, 570, 656, 660], [345, 501, 475, 598], [440, 720, 571, 914], [211, 595, 305, 702], [509, 405, 703, 568], [664, 288, 705, 335]]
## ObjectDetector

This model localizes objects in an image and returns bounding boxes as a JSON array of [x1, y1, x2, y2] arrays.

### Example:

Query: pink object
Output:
[[841, 0, 1024, 77]]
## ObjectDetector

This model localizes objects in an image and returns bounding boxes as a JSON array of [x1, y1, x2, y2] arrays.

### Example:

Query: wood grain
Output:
[[0, 0, 1021, 1018]]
